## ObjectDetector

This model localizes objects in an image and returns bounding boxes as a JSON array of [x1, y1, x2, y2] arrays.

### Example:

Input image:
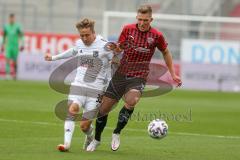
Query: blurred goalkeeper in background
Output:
[[1, 13, 24, 80]]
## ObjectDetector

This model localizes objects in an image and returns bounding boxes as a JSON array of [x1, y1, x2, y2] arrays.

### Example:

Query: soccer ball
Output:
[[148, 119, 168, 139]]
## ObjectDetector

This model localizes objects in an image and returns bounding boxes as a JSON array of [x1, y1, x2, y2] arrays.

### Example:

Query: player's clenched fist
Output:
[[44, 53, 52, 61], [172, 74, 182, 87], [104, 42, 117, 51]]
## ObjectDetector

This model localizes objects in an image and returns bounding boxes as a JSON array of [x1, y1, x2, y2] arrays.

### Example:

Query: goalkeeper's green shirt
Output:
[[3, 23, 23, 48]]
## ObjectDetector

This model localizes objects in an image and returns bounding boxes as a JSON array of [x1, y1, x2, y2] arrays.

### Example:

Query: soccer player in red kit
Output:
[[87, 5, 182, 151]]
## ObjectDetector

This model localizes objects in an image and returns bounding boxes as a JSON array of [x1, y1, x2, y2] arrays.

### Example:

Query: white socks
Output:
[[63, 120, 93, 148], [64, 120, 75, 147]]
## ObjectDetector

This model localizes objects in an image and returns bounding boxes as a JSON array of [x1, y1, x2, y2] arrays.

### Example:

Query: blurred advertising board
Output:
[[181, 39, 240, 91], [0, 32, 78, 78], [23, 32, 79, 54]]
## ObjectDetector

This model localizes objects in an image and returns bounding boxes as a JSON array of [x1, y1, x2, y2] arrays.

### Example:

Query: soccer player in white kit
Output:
[[45, 18, 113, 152]]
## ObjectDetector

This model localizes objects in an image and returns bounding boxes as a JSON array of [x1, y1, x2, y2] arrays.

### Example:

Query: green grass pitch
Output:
[[0, 80, 239, 160]]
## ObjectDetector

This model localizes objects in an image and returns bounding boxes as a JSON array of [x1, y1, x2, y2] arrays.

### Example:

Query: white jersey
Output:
[[52, 35, 112, 91]]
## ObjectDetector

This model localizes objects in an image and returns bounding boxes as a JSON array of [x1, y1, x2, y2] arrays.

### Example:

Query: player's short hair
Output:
[[137, 5, 152, 15], [76, 18, 95, 33], [9, 13, 15, 18]]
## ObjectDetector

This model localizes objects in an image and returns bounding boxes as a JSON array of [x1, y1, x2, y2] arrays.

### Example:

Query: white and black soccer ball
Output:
[[148, 119, 168, 139]]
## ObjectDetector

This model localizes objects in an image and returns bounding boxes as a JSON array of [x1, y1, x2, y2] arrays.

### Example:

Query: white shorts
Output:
[[68, 94, 99, 113], [67, 84, 104, 119]]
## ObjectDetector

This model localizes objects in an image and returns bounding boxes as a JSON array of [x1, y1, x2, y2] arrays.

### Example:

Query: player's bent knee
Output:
[[80, 122, 91, 132], [80, 125, 88, 132], [68, 104, 79, 114], [126, 97, 140, 107], [125, 103, 135, 110]]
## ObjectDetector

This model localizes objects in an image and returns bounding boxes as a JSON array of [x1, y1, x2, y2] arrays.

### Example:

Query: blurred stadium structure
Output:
[[0, 0, 239, 91]]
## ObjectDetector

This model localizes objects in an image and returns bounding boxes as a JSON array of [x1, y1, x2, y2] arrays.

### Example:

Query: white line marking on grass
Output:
[[0, 118, 240, 140], [0, 118, 60, 126], [169, 132, 240, 139]]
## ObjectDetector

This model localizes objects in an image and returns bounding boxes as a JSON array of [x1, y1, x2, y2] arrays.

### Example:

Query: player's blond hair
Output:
[[76, 18, 95, 33], [137, 5, 152, 15]]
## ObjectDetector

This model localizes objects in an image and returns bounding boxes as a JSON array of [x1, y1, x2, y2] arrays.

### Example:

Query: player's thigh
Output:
[[5, 47, 13, 60], [123, 78, 145, 106], [12, 48, 19, 62], [104, 72, 128, 101], [82, 97, 99, 120], [68, 103, 80, 114]]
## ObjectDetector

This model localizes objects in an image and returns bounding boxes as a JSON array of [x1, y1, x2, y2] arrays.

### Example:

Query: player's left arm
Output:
[[3, 26, 7, 44], [162, 48, 182, 87], [45, 47, 78, 61], [156, 33, 182, 87], [18, 24, 24, 51]]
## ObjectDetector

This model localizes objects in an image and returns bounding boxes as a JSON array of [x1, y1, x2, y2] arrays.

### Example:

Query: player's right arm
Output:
[[17, 24, 24, 51], [44, 47, 78, 61]]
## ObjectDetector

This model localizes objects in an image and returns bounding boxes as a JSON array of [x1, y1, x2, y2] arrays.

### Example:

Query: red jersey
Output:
[[117, 23, 168, 79]]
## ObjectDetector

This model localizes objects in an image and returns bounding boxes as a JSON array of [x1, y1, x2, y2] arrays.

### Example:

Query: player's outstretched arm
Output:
[[44, 47, 78, 61], [162, 48, 182, 87], [18, 25, 24, 51]]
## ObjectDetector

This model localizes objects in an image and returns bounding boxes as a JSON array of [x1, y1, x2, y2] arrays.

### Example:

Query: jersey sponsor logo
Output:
[[147, 37, 154, 45], [79, 56, 94, 68], [135, 47, 150, 53], [119, 34, 151, 53]]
